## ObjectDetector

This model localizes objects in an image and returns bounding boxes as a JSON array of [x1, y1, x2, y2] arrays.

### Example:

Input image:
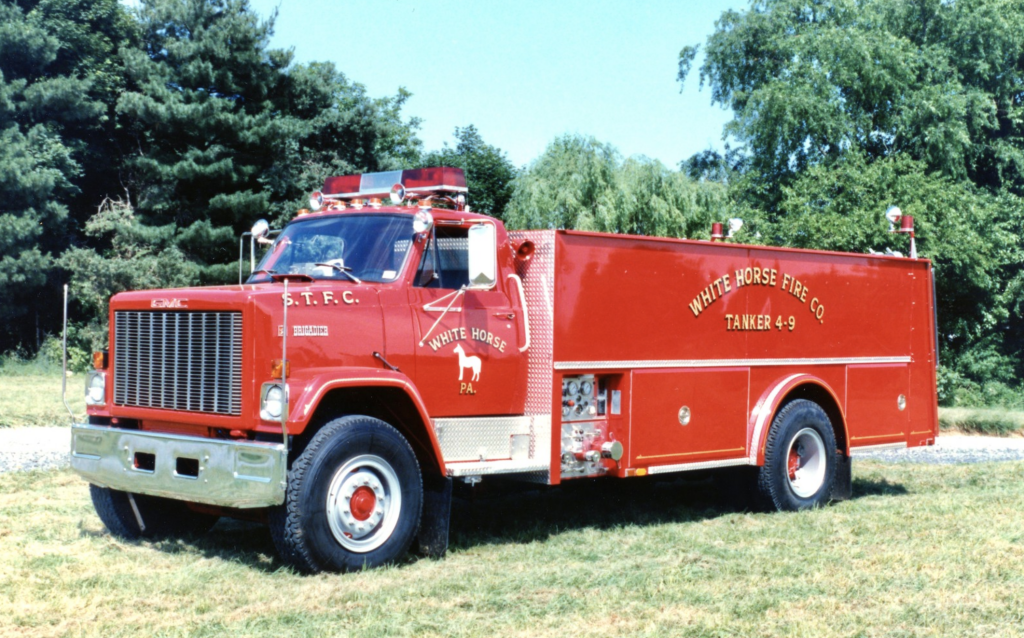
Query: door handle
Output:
[[494, 312, 515, 320]]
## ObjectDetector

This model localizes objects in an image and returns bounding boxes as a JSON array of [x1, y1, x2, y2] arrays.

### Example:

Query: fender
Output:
[[748, 374, 848, 466], [286, 366, 446, 475]]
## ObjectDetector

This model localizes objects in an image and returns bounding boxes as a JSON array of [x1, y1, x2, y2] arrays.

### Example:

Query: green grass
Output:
[[1, 463, 1023, 637], [939, 407, 1024, 436], [0, 373, 84, 427]]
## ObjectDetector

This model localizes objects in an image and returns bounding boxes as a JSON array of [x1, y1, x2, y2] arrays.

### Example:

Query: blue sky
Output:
[[247, 0, 743, 168]]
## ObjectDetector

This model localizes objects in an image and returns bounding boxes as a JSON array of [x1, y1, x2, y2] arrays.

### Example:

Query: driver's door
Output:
[[409, 226, 524, 417]]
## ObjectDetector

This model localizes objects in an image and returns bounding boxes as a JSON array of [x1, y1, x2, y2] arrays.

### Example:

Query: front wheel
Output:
[[754, 399, 837, 511], [269, 415, 423, 573]]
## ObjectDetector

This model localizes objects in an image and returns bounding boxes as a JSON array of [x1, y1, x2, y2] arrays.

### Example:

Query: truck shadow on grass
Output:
[[165, 472, 908, 572], [446, 472, 909, 550]]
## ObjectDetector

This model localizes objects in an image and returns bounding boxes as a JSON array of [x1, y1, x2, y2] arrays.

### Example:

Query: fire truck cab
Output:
[[70, 167, 938, 573]]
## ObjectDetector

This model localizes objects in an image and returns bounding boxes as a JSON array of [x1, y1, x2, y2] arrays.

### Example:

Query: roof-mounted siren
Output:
[[885, 205, 916, 258], [322, 167, 468, 210]]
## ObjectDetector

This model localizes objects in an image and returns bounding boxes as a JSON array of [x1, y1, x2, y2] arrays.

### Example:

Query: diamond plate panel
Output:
[[510, 230, 555, 482], [509, 230, 556, 419], [433, 416, 534, 462]]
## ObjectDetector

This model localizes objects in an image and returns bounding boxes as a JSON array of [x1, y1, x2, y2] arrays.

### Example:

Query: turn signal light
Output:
[[92, 351, 108, 370], [271, 359, 290, 379]]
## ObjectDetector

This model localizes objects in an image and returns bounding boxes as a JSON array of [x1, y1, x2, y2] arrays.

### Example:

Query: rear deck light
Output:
[[515, 240, 535, 261]]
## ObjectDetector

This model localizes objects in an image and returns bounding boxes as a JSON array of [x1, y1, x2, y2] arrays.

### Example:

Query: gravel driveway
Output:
[[1, 428, 1023, 475], [852, 434, 1024, 464], [0, 427, 71, 474]]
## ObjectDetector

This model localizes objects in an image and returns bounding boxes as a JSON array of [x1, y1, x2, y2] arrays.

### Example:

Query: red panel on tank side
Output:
[[551, 231, 916, 364]]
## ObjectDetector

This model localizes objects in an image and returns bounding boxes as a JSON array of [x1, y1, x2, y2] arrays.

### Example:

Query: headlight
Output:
[[85, 371, 106, 406], [260, 383, 286, 421]]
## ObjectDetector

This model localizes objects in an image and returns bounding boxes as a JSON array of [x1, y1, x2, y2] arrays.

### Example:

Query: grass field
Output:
[[0, 374, 84, 427], [939, 407, 1024, 436], [1, 462, 1022, 637]]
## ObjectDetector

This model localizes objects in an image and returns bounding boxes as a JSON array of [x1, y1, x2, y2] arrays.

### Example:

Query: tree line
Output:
[[2, 0, 1020, 407]]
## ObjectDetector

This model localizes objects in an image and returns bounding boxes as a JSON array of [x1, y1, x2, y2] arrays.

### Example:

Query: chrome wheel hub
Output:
[[326, 454, 402, 553]]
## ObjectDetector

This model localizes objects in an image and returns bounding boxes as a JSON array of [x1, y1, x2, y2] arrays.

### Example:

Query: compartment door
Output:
[[846, 364, 910, 448], [630, 368, 749, 467]]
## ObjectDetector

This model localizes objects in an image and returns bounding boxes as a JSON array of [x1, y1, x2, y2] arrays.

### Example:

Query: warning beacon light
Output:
[[885, 204, 916, 259], [322, 167, 467, 201]]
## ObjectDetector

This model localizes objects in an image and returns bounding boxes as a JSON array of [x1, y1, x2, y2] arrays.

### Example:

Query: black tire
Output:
[[269, 415, 423, 573], [754, 399, 837, 511], [89, 485, 219, 539]]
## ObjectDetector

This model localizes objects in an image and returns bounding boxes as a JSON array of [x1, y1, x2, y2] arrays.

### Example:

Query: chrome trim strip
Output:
[[646, 457, 751, 475], [850, 442, 908, 453], [70, 423, 286, 509], [445, 459, 549, 477], [554, 356, 912, 371]]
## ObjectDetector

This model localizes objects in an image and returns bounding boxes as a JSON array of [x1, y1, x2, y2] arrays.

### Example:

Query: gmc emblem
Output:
[[151, 299, 188, 308]]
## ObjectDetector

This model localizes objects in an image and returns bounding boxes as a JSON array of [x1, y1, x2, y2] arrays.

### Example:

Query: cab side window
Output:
[[414, 227, 469, 289]]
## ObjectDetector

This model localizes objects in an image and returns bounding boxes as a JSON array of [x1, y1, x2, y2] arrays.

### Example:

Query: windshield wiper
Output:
[[314, 263, 362, 284]]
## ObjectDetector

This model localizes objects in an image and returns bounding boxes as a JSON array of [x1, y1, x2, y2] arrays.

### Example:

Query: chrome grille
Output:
[[113, 311, 242, 415]]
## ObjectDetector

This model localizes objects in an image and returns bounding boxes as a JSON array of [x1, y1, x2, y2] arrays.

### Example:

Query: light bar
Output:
[[323, 167, 468, 199]]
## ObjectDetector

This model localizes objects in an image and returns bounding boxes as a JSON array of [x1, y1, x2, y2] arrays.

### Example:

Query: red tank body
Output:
[[70, 167, 938, 572]]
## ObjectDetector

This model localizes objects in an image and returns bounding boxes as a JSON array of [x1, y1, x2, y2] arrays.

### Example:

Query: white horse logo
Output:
[[453, 344, 481, 382]]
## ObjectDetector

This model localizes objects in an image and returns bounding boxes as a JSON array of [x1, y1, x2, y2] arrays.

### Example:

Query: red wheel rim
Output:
[[349, 486, 377, 521]]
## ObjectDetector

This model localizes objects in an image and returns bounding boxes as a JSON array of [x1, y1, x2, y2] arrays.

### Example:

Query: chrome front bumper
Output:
[[70, 423, 286, 508]]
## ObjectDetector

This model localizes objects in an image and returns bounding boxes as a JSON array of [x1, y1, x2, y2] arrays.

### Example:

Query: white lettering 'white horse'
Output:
[[453, 344, 481, 382]]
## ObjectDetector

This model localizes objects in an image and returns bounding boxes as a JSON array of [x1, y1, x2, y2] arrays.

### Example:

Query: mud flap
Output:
[[416, 474, 452, 557], [830, 453, 852, 501]]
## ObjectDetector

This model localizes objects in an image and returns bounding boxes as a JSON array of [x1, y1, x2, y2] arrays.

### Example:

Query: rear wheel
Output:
[[89, 485, 219, 539], [269, 415, 423, 573], [754, 399, 837, 511]]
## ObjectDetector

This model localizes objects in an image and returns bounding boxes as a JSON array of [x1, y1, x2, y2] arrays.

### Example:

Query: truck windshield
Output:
[[248, 214, 414, 284]]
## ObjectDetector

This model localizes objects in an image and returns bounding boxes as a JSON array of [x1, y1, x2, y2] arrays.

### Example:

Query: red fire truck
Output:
[[68, 167, 938, 573]]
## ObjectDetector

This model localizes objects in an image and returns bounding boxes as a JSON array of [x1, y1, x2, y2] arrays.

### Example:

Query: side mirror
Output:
[[467, 223, 497, 289]]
